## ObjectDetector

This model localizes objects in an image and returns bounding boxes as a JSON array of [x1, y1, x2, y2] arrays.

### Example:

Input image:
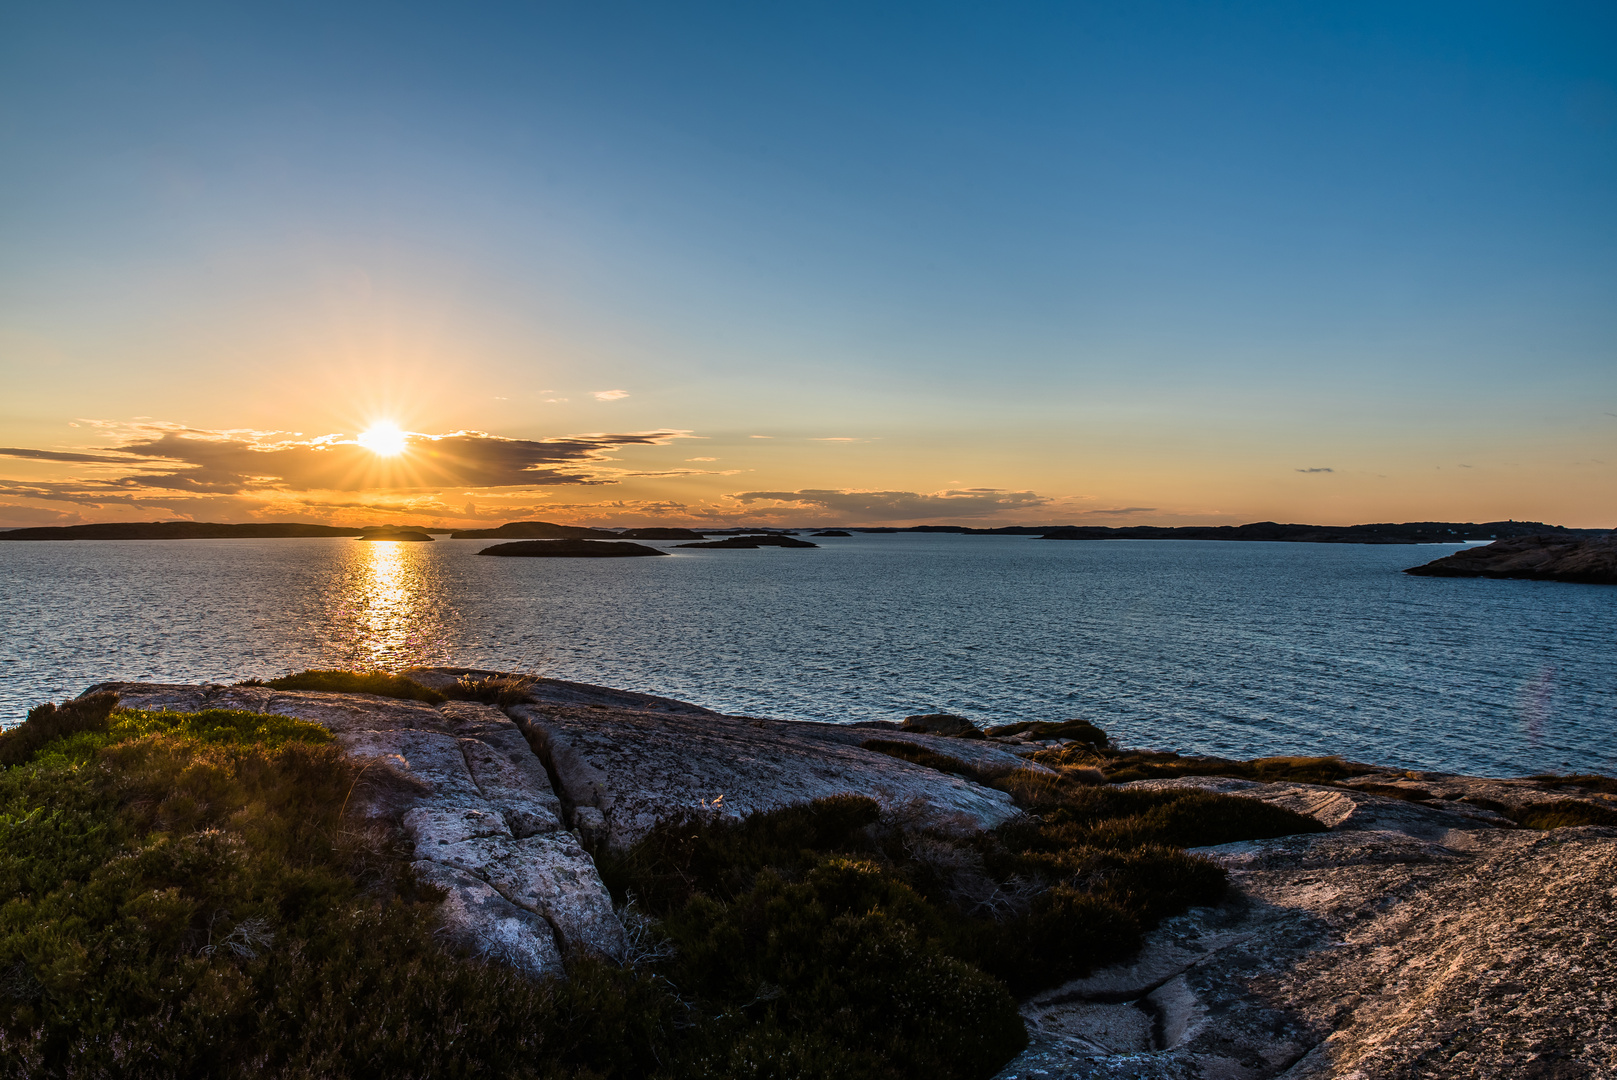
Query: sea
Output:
[[1, 533, 1612, 778]]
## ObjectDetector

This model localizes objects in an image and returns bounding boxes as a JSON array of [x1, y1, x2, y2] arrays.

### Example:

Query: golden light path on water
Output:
[[320, 540, 458, 671]]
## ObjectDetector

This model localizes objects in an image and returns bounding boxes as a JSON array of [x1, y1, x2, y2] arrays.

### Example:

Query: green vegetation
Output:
[[261, 669, 447, 704], [600, 782, 1325, 1061], [446, 673, 535, 708], [256, 668, 535, 708]]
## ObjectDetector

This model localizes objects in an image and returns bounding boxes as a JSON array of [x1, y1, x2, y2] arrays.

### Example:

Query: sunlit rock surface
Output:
[[998, 776, 1617, 1080]]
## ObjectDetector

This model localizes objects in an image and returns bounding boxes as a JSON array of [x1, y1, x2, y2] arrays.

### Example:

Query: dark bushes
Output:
[[1509, 800, 1617, 830], [0, 692, 117, 766], [860, 739, 988, 783], [264, 669, 446, 704], [602, 780, 1326, 1066]]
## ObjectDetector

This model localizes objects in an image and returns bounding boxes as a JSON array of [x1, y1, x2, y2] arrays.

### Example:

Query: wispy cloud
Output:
[[0, 446, 157, 464], [591, 389, 630, 401], [731, 487, 1050, 522], [687, 457, 718, 462], [1295, 467, 1334, 474], [1081, 506, 1158, 515]]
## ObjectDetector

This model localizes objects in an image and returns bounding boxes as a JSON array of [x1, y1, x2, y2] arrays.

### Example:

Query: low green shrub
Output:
[[444, 673, 534, 708], [264, 669, 446, 704], [604, 779, 1326, 1055], [0, 692, 118, 767]]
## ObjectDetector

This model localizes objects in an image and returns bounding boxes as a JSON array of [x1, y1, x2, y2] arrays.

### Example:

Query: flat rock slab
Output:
[[90, 682, 624, 975], [999, 777, 1617, 1079], [510, 702, 1046, 848]]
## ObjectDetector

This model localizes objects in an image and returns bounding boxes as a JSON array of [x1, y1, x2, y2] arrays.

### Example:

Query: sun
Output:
[[357, 422, 408, 457]]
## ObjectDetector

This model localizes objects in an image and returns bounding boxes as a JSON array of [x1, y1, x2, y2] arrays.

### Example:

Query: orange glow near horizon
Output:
[[357, 422, 408, 457]]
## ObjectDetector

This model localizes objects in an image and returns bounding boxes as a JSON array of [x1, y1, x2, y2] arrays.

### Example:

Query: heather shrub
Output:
[[263, 669, 446, 704]]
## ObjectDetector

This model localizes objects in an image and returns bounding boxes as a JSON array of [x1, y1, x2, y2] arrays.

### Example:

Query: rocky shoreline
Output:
[[1405, 533, 1617, 585], [65, 671, 1617, 1078]]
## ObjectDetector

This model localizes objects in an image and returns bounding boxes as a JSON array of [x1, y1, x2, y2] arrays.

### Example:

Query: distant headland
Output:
[[0, 517, 1606, 544]]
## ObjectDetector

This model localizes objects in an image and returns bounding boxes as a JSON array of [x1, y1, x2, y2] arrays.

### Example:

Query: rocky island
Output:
[[1406, 533, 1617, 585], [2, 670, 1613, 1079], [477, 539, 668, 557]]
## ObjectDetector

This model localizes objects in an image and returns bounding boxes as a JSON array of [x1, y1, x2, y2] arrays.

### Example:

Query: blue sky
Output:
[[2, 1, 1613, 527]]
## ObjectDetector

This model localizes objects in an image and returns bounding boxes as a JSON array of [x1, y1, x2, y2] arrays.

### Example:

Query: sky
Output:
[[1, 1, 1613, 529]]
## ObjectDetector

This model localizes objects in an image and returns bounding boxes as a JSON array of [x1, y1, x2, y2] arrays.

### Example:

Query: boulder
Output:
[[902, 712, 986, 739], [507, 702, 1045, 848]]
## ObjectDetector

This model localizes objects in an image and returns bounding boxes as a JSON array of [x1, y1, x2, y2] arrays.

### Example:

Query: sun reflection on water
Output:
[[322, 540, 456, 671]]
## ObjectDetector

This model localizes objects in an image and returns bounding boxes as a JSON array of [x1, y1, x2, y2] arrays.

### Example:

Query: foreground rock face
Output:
[[509, 700, 1044, 848], [83, 673, 1051, 969], [75, 673, 1617, 1077], [1000, 775, 1617, 1080], [1406, 534, 1617, 584]]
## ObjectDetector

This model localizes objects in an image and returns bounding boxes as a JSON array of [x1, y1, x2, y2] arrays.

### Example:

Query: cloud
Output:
[[748, 435, 772, 439], [1081, 507, 1158, 516], [1295, 467, 1334, 473], [687, 457, 718, 462], [591, 389, 630, 401], [731, 487, 1051, 522], [0, 502, 88, 527], [0, 422, 695, 504], [0, 446, 155, 464]]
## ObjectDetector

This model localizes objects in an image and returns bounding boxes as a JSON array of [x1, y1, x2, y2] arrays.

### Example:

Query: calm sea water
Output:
[[1, 534, 1612, 777]]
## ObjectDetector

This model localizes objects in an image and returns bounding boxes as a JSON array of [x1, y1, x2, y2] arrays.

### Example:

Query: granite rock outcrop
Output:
[[1405, 533, 1617, 584], [72, 672, 1617, 1077], [998, 774, 1617, 1079]]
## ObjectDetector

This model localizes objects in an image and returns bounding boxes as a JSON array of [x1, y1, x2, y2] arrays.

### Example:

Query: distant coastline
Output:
[[0, 517, 1606, 544]]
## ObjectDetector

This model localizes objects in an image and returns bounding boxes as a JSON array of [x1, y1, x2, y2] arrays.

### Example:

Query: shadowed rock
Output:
[[902, 712, 986, 739], [1405, 533, 1617, 584]]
